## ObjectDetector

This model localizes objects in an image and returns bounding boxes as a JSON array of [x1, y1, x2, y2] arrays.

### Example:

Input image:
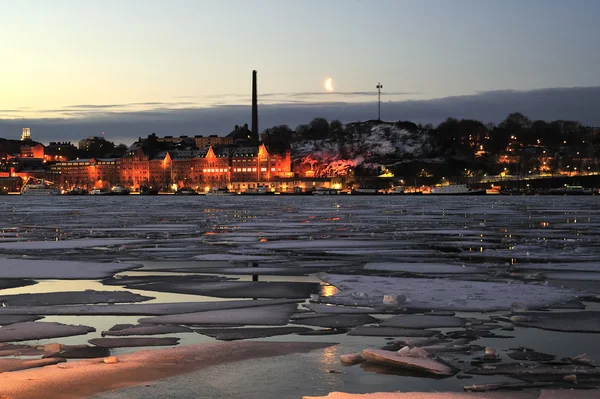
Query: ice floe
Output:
[[0, 322, 95, 342], [89, 337, 180, 348], [101, 324, 192, 337], [195, 327, 312, 341], [318, 273, 579, 311], [364, 263, 479, 274], [0, 290, 153, 306], [0, 238, 144, 250], [0, 259, 140, 279], [139, 303, 298, 326]]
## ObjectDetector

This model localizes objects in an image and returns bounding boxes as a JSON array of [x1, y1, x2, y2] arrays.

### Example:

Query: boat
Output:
[[109, 186, 130, 195], [389, 186, 405, 195], [314, 188, 340, 195], [351, 188, 380, 195], [549, 185, 594, 195], [175, 188, 198, 195], [242, 186, 271, 195], [90, 188, 110, 195], [430, 184, 486, 195], [66, 187, 88, 195], [20, 178, 60, 195], [140, 186, 159, 195], [206, 187, 235, 196]]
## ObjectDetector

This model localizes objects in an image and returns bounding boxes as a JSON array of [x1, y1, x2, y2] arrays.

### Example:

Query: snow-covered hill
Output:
[[291, 120, 436, 175]]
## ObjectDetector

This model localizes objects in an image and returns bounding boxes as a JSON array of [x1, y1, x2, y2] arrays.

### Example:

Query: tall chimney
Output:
[[252, 70, 258, 140]]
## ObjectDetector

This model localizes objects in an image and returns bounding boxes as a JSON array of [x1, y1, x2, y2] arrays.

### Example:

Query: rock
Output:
[[103, 356, 119, 364], [340, 353, 364, 365], [361, 349, 456, 376]]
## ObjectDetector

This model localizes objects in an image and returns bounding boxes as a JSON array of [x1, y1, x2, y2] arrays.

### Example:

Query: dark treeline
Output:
[[260, 113, 600, 181]]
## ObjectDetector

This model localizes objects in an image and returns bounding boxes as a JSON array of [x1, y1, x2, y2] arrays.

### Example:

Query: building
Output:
[[21, 128, 31, 141], [79, 136, 107, 151], [156, 135, 233, 148], [20, 143, 44, 159], [51, 158, 118, 190], [45, 142, 78, 162]]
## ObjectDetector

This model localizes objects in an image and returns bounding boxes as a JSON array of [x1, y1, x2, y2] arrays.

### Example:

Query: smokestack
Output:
[[252, 70, 258, 140]]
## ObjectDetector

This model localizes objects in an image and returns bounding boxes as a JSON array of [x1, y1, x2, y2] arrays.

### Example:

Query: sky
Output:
[[1, 0, 599, 144]]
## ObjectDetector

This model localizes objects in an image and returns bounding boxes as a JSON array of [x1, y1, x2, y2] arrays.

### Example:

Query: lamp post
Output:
[[376, 82, 383, 121]]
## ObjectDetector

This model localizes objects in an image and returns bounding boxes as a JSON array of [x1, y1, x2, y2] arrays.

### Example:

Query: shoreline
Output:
[[0, 341, 335, 399]]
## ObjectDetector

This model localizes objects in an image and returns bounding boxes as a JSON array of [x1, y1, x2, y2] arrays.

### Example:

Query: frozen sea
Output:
[[1, 195, 600, 398]]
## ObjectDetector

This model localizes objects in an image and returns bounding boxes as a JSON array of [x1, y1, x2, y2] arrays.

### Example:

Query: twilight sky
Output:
[[1, 0, 599, 144]]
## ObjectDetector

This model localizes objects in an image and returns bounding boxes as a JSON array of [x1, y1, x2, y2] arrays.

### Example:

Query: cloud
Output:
[[1, 86, 599, 146]]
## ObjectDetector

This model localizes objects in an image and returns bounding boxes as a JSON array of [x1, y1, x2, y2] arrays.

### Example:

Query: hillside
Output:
[[291, 120, 437, 176]]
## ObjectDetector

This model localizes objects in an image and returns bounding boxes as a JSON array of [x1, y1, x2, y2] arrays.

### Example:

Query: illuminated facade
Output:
[[45, 144, 292, 192], [51, 158, 118, 190], [20, 143, 44, 159]]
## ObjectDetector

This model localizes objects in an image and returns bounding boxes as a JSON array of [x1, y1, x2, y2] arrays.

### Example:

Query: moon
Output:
[[325, 78, 334, 92]]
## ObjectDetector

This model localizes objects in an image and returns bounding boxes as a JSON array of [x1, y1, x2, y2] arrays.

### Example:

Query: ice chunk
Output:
[[128, 281, 319, 299], [349, 326, 439, 337], [0, 299, 301, 316], [361, 349, 456, 376], [139, 303, 298, 326], [89, 337, 180, 348], [0, 290, 153, 306], [195, 327, 312, 341], [0, 259, 140, 279], [101, 325, 192, 337], [0, 239, 143, 250], [365, 263, 479, 274], [294, 314, 377, 328], [381, 315, 465, 329], [511, 311, 600, 333], [0, 322, 95, 342]]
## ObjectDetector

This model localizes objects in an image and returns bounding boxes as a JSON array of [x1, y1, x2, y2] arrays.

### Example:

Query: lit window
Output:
[[271, 168, 275, 172], [242, 168, 247, 172], [252, 168, 257, 172], [261, 167, 267, 172]]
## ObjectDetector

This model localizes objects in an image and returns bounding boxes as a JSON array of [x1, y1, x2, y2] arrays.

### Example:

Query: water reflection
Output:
[[320, 284, 340, 297]]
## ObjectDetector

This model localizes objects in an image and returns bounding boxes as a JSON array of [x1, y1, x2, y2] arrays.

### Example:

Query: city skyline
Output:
[[1, 1, 599, 144]]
